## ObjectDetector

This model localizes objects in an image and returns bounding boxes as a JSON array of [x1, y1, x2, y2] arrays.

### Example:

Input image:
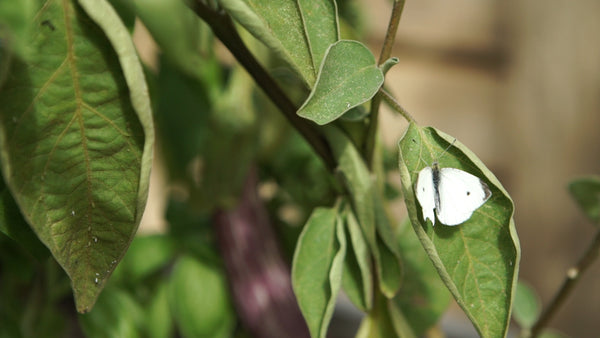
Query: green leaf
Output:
[[394, 219, 451, 335], [512, 280, 541, 329], [324, 126, 375, 258], [297, 40, 383, 125], [79, 287, 144, 338], [538, 329, 569, 338], [154, 58, 211, 180], [168, 255, 235, 338], [194, 65, 258, 210], [356, 295, 416, 338], [145, 282, 174, 338], [292, 206, 346, 338], [568, 176, 600, 225], [0, 0, 36, 58], [342, 208, 373, 311], [373, 193, 402, 296], [111, 234, 174, 285], [297, 0, 339, 71], [221, 0, 339, 87], [106, 0, 136, 30], [324, 126, 400, 297], [0, 0, 153, 313], [397, 123, 520, 338], [124, 0, 211, 80]]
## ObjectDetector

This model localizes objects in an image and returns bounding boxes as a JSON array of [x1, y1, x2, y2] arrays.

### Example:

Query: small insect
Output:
[[414, 140, 491, 226], [41, 20, 56, 31]]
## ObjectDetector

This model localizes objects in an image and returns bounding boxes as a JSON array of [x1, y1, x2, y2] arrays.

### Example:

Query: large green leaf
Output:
[[325, 126, 401, 298], [292, 206, 346, 338], [394, 219, 451, 335], [398, 123, 520, 337], [568, 176, 600, 225], [297, 40, 383, 125], [0, 0, 153, 312], [219, 0, 338, 87]]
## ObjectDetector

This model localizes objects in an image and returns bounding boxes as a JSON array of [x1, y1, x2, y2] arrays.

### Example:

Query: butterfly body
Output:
[[416, 162, 491, 226]]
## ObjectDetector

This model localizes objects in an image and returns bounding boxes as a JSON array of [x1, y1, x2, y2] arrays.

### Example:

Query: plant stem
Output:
[[528, 229, 600, 337], [377, 0, 406, 67], [365, 0, 406, 168], [380, 88, 415, 123], [189, 1, 335, 170]]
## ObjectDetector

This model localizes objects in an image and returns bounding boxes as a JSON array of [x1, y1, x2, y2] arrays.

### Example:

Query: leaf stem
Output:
[[380, 88, 415, 123], [528, 229, 600, 337], [189, 1, 335, 170], [365, 0, 406, 168]]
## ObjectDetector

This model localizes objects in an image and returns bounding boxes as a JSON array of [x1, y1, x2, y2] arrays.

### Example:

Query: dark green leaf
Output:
[[568, 176, 600, 225], [394, 219, 451, 335], [168, 255, 235, 338], [0, 189, 49, 259], [292, 206, 346, 338], [398, 123, 520, 338], [513, 280, 540, 329], [297, 40, 383, 125], [0, 0, 153, 312], [106, 0, 136, 29], [154, 57, 211, 179]]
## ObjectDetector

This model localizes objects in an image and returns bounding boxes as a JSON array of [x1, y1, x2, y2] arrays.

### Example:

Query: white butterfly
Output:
[[415, 161, 491, 226]]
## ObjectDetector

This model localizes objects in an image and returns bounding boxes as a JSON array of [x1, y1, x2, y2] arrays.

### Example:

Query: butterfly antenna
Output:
[[438, 139, 457, 160]]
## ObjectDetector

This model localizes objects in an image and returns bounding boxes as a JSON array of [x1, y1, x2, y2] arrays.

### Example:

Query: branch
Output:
[[365, 0, 406, 168], [528, 229, 600, 337], [189, 1, 335, 170], [380, 88, 415, 123]]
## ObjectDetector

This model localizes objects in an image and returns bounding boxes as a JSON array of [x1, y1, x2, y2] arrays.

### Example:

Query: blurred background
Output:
[[137, 0, 600, 336]]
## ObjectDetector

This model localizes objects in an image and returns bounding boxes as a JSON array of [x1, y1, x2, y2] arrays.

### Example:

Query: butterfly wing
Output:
[[435, 168, 491, 226], [415, 166, 436, 226]]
